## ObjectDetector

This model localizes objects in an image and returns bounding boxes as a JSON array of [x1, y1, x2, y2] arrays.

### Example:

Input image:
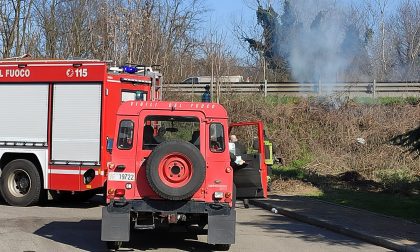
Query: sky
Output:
[[204, 0, 256, 57], [206, 0, 255, 25], [202, 0, 406, 59]]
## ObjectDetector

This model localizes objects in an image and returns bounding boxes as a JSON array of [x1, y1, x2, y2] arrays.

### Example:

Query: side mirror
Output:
[[106, 137, 114, 153]]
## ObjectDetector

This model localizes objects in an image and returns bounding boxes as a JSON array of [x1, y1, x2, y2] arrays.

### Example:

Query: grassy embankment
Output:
[[262, 95, 420, 222], [167, 92, 420, 222]]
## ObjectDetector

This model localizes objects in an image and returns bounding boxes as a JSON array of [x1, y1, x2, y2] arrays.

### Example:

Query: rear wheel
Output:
[[0, 159, 42, 206], [106, 241, 122, 251]]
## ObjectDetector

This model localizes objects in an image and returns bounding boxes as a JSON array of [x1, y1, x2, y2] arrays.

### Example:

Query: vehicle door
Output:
[[107, 116, 138, 199], [228, 121, 268, 198]]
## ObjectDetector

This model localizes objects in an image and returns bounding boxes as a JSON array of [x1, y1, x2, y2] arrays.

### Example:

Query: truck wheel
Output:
[[0, 159, 42, 206], [106, 241, 122, 251], [214, 244, 231, 251], [146, 140, 205, 200]]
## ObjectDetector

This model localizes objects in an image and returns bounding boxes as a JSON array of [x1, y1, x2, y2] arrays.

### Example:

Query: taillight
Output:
[[107, 162, 115, 170], [114, 189, 125, 197]]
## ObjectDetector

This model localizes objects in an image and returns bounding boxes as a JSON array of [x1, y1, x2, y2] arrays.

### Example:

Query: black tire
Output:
[[0, 159, 42, 206], [214, 244, 231, 251], [106, 241, 122, 251], [146, 140, 206, 200]]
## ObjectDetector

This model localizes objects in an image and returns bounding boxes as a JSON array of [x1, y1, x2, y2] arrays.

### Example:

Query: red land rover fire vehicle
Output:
[[101, 100, 269, 251], [0, 60, 161, 206]]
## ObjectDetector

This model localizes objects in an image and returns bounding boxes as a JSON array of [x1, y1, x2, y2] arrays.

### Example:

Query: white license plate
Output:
[[108, 172, 135, 182]]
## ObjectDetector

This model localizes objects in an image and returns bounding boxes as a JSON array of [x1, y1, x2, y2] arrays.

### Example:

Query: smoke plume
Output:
[[285, 1, 369, 84]]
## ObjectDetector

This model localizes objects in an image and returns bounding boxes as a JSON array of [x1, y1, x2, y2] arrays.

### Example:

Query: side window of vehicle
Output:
[[209, 123, 225, 153], [121, 91, 147, 102], [117, 120, 134, 150]]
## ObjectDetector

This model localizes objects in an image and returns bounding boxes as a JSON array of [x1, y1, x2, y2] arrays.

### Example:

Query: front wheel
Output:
[[106, 241, 122, 251], [0, 159, 42, 206]]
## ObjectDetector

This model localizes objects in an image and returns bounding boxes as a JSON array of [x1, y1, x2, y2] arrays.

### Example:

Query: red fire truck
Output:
[[0, 60, 161, 206]]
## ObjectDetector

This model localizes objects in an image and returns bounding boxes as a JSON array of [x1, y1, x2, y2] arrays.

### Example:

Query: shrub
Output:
[[406, 96, 420, 106], [375, 169, 418, 193], [378, 97, 406, 106]]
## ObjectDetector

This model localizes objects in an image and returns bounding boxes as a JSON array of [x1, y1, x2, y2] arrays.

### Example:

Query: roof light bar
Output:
[[122, 66, 138, 74]]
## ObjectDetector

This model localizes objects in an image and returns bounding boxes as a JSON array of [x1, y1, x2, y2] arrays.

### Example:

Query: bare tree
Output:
[[33, 0, 62, 58], [390, 0, 420, 81], [364, 0, 391, 80], [0, 0, 34, 58], [201, 27, 236, 102]]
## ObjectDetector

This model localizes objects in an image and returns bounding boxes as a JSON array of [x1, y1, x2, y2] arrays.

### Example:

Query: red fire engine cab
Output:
[[0, 60, 161, 206]]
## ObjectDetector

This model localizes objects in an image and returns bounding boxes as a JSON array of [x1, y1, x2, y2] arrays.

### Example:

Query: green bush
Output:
[[272, 147, 312, 179], [351, 97, 376, 104], [375, 169, 418, 193], [378, 97, 406, 105], [405, 96, 420, 105], [351, 96, 419, 105]]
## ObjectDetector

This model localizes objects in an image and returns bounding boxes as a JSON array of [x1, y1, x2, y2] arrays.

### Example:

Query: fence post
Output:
[[373, 79, 376, 99], [264, 80, 267, 97]]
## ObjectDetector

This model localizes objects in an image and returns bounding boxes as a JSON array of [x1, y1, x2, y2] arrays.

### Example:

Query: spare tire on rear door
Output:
[[146, 140, 205, 200]]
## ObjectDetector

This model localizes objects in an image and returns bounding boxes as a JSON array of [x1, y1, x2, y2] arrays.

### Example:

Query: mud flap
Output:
[[101, 206, 130, 242], [208, 209, 236, 245]]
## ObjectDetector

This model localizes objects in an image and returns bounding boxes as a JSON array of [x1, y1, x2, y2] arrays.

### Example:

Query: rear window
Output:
[[117, 120, 134, 150]]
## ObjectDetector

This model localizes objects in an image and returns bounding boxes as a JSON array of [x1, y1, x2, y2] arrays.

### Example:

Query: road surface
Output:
[[0, 197, 388, 252]]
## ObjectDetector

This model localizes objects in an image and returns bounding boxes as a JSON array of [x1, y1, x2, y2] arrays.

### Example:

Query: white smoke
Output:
[[284, 1, 358, 86]]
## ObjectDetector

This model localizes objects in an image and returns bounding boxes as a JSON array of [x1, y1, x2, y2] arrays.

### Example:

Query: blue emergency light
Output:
[[122, 66, 138, 74]]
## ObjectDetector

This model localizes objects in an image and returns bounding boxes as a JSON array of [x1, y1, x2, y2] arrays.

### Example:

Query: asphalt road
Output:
[[0, 197, 388, 252]]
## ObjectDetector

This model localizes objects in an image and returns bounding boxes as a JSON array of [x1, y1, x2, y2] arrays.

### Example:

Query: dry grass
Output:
[[270, 179, 322, 196], [222, 94, 420, 183], [165, 92, 420, 185]]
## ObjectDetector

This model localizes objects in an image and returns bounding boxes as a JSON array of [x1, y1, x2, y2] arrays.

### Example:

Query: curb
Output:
[[249, 199, 419, 252]]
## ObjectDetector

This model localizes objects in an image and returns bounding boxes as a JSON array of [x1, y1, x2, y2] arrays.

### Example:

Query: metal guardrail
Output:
[[164, 82, 420, 97]]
